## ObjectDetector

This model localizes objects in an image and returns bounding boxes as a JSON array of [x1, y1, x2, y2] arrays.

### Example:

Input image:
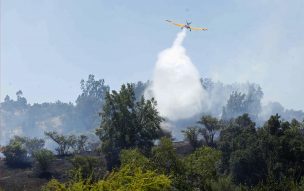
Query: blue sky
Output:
[[1, 0, 304, 110]]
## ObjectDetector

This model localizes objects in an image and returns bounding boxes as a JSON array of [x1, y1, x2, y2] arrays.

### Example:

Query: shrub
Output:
[[33, 149, 55, 177], [2, 139, 30, 168], [95, 165, 171, 191], [43, 165, 171, 191], [120, 149, 150, 169], [70, 155, 106, 182], [41, 179, 69, 191]]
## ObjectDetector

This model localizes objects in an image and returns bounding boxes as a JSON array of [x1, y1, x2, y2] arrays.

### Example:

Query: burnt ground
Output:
[[0, 158, 73, 191]]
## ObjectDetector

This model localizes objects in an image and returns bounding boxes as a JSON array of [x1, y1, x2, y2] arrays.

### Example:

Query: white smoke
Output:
[[145, 30, 207, 121]]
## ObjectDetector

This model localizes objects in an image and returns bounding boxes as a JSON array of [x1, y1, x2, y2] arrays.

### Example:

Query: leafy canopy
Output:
[[96, 83, 163, 169]]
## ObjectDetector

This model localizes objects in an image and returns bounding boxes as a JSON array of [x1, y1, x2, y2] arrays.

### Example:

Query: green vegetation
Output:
[[33, 149, 55, 177], [42, 164, 171, 191], [2, 136, 31, 168], [95, 83, 163, 169], [120, 149, 150, 169], [198, 115, 222, 147], [183, 147, 221, 190], [70, 155, 106, 181], [1, 82, 304, 191]]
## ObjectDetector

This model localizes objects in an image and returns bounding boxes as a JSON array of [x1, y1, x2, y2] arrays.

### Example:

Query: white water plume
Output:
[[145, 30, 207, 121]]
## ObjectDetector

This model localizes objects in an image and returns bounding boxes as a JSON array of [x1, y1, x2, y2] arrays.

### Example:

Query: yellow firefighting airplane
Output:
[[165, 20, 208, 31]]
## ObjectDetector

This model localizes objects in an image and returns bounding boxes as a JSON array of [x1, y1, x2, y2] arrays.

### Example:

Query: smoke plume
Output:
[[145, 30, 207, 121]]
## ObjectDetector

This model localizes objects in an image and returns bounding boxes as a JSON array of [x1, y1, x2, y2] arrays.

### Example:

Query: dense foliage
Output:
[[2, 118, 304, 190], [96, 84, 163, 169], [1, 78, 304, 190], [38, 113, 304, 190], [42, 164, 171, 191]]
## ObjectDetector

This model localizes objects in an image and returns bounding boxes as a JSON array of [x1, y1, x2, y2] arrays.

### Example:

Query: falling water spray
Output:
[[145, 30, 207, 121]]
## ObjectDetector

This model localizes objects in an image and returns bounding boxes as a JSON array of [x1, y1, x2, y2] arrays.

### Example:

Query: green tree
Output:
[[280, 122, 304, 181], [229, 148, 267, 186], [198, 115, 221, 147], [182, 126, 201, 150], [218, 114, 268, 186], [257, 115, 304, 183], [183, 147, 221, 190], [151, 137, 182, 175], [45, 131, 76, 156], [150, 138, 188, 190], [96, 84, 163, 169]]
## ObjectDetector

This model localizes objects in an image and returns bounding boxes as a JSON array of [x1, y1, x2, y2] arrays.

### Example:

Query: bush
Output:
[[5, 136, 45, 156], [151, 137, 182, 175], [2, 139, 30, 168], [33, 149, 55, 177], [96, 165, 171, 191], [120, 149, 150, 170], [42, 179, 69, 191], [70, 155, 106, 182], [42, 165, 171, 191]]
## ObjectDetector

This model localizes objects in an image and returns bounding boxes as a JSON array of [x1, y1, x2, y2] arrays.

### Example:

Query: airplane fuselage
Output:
[[182, 24, 191, 31], [165, 20, 207, 31]]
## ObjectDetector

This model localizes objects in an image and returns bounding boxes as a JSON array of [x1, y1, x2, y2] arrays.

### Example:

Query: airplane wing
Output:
[[165, 20, 184, 27], [189, 26, 208, 31]]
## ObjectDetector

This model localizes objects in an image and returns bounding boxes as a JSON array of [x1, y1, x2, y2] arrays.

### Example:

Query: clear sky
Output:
[[1, 0, 304, 110]]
